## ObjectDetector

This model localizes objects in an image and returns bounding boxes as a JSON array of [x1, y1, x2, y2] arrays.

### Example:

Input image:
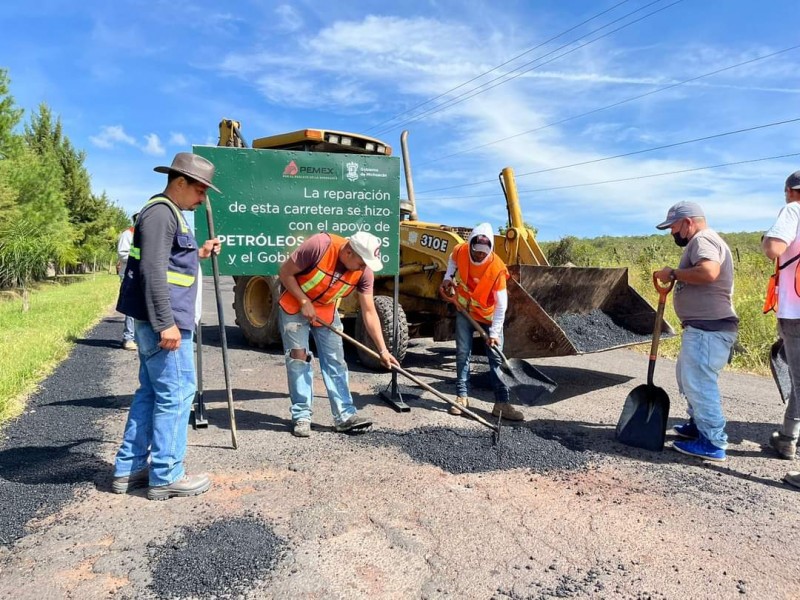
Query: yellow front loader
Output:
[[218, 121, 671, 369]]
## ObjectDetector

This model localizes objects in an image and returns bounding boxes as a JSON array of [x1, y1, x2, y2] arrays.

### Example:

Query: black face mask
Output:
[[672, 232, 690, 247]]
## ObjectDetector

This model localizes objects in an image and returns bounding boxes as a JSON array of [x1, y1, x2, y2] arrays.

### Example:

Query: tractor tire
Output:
[[232, 275, 282, 348], [355, 295, 408, 370]]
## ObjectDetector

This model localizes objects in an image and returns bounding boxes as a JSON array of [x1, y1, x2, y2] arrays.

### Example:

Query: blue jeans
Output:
[[675, 326, 737, 449], [114, 321, 196, 486], [279, 308, 357, 426], [119, 275, 134, 341], [455, 312, 510, 403], [123, 315, 135, 342]]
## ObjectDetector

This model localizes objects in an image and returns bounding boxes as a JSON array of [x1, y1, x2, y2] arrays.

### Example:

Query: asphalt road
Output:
[[0, 278, 798, 599]]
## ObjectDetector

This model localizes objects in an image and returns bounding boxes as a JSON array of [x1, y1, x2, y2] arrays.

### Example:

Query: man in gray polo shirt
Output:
[[654, 201, 739, 462]]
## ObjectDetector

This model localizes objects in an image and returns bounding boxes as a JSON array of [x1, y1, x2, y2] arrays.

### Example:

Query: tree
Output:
[[0, 218, 57, 311], [0, 69, 24, 159]]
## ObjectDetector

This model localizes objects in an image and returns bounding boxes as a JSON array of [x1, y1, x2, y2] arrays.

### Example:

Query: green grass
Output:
[[0, 274, 120, 425]]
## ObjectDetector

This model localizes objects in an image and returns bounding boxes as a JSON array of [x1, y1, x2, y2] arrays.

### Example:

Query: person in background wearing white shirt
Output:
[[762, 170, 800, 486], [116, 213, 139, 350]]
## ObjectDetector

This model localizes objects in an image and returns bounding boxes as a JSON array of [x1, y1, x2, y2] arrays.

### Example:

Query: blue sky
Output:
[[1, 0, 798, 241]]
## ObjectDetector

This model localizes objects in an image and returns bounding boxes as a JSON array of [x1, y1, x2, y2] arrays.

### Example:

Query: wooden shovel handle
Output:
[[314, 317, 499, 433], [647, 272, 674, 386]]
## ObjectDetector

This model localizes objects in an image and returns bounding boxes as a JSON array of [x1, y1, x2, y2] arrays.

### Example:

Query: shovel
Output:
[[313, 317, 500, 437], [205, 201, 239, 449], [440, 290, 557, 405], [615, 273, 673, 452], [770, 339, 791, 404]]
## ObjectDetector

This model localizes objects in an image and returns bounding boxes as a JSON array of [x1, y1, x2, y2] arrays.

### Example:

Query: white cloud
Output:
[[89, 125, 137, 149], [90, 126, 166, 156], [169, 132, 188, 146], [142, 134, 165, 156], [275, 5, 303, 32]]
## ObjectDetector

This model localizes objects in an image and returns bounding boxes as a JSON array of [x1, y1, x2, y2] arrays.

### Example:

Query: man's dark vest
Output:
[[116, 195, 199, 331]]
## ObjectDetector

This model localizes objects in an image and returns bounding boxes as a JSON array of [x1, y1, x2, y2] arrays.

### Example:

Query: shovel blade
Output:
[[495, 359, 557, 405], [770, 339, 791, 405], [616, 384, 670, 451]]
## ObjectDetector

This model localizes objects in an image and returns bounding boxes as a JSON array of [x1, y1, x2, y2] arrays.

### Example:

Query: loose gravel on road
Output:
[[0, 317, 124, 546], [365, 426, 598, 474], [148, 516, 287, 600]]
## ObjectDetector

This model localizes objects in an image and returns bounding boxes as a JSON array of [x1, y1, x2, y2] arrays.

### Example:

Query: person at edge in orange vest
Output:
[[278, 231, 400, 438], [438, 222, 524, 421]]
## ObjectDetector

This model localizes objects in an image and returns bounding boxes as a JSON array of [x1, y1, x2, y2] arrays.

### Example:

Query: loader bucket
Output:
[[502, 265, 674, 359]]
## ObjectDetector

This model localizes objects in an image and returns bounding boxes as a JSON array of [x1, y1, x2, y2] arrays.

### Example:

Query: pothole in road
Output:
[[148, 516, 287, 599], [363, 426, 598, 474]]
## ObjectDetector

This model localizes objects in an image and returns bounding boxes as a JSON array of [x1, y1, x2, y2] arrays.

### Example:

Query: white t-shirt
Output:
[[765, 202, 800, 319]]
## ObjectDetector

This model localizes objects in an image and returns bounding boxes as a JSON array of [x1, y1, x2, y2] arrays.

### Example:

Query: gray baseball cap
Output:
[[656, 201, 705, 230], [155, 152, 220, 193], [786, 171, 800, 191]]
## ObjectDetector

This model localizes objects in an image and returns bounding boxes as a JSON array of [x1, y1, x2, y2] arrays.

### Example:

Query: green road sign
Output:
[[193, 146, 401, 276]]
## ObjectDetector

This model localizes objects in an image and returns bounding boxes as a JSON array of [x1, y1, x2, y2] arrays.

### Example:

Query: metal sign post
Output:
[[379, 272, 410, 412]]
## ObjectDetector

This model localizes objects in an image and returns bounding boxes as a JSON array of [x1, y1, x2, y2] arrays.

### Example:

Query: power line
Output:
[[522, 152, 800, 193], [426, 152, 800, 200], [418, 44, 800, 167], [416, 117, 800, 195], [516, 118, 800, 177], [363, 0, 633, 134], [373, 0, 683, 136]]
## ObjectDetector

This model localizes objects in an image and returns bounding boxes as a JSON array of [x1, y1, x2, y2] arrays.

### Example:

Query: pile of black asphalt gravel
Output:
[[556, 310, 653, 353], [147, 516, 286, 600], [364, 426, 597, 475], [0, 317, 127, 546]]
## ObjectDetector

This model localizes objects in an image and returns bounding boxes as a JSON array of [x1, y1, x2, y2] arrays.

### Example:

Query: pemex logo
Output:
[[283, 160, 299, 176]]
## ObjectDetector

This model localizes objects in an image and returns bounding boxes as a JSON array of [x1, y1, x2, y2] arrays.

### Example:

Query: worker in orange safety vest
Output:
[[439, 222, 524, 421], [278, 231, 399, 438]]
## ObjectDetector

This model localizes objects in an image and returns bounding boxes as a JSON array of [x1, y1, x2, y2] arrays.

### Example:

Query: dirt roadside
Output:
[[1, 279, 798, 600]]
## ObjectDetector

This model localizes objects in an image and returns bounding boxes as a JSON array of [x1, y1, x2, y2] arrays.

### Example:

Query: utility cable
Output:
[[363, 0, 632, 134], [373, 0, 683, 136], [416, 117, 800, 195], [521, 152, 800, 193], [418, 44, 800, 167], [515, 117, 800, 178], [426, 152, 800, 200]]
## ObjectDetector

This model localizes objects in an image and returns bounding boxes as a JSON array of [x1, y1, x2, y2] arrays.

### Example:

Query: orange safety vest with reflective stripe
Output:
[[453, 243, 509, 324], [279, 234, 363, 325]]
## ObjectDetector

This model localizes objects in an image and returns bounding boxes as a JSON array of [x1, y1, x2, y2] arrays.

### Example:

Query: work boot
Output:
[[147, 473, 211, 501], [122, 340, 138, 351], [292, 420, 311, 438], [111, 467, 149, 494], [769, 431, 797, 460], [335, 415, 372, 433], [492, 402, 524, 421], [449, 396, 469, 416], [783, 471, 800, 489]]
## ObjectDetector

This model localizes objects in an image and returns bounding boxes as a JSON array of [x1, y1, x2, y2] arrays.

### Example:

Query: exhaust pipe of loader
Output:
[[400, 131, 418, 221]]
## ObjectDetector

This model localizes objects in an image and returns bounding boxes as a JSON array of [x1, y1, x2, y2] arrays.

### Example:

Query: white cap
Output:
[[347, 231, 384, 272]]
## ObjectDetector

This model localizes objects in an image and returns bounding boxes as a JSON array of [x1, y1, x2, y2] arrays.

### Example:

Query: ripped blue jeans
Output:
[[279, 308, 357, 426]]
